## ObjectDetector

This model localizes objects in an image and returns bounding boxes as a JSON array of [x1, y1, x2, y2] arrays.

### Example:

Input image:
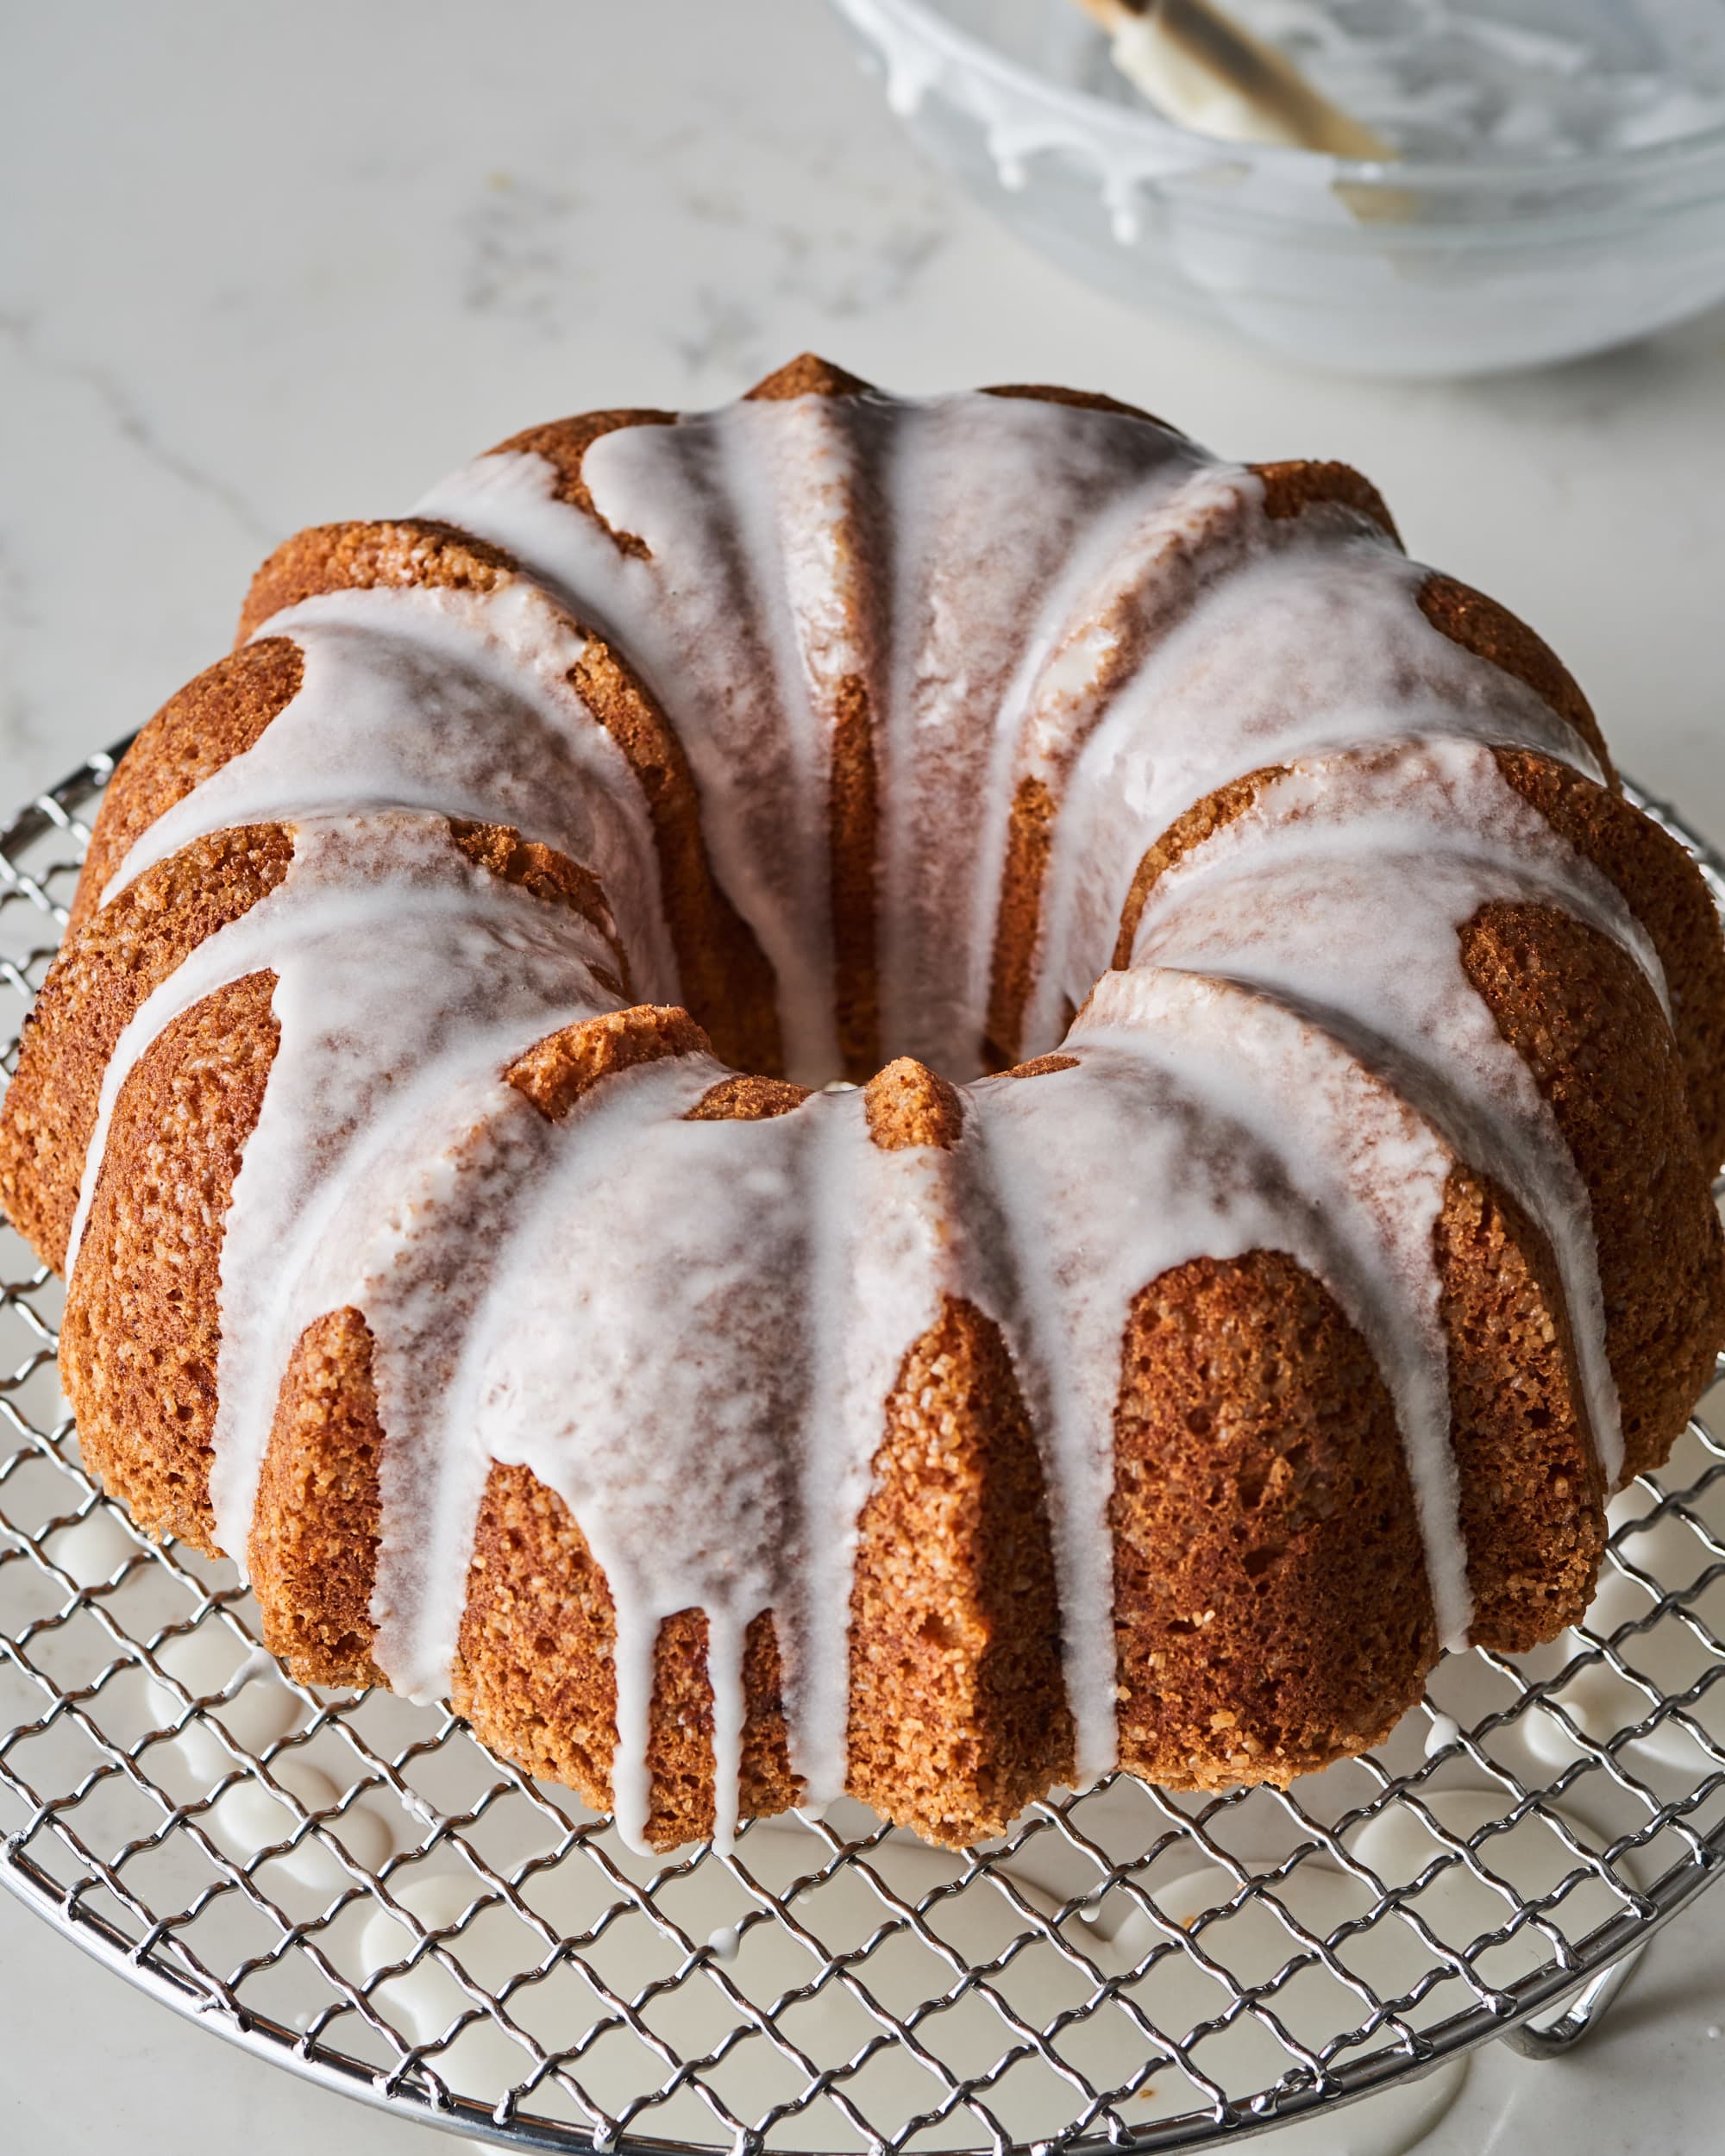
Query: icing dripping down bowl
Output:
[[828, 0, 1725, 377]]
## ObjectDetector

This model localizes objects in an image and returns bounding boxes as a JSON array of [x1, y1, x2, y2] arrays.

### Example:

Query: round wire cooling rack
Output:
[[2, 743, 1724, 2156]]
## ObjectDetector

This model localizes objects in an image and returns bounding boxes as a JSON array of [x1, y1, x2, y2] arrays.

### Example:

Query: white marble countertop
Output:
[[2, 3, 1722, 2151]]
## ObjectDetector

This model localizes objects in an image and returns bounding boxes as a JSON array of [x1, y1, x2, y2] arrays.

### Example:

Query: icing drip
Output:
[[100, 583, 679, 1003], [867, 398, 1199, 1070], [64, 383, 1659, 1845], [787, 1106, 996, 1807], [449, 1072, 975, 1844], [68, 812, 625, 1561], [1026, 532, 1603, 1059], [979, 975, 1471, 1744], [1125, 741, 1665, 1485]]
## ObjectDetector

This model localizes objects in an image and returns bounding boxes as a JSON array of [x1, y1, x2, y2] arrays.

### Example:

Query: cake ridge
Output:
[[1113, 742, 1635, 1485], [64, 812, 629, 1565]]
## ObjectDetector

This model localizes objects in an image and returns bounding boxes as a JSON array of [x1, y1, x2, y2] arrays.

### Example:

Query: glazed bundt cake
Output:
[[3, 354, 1722, 1852]]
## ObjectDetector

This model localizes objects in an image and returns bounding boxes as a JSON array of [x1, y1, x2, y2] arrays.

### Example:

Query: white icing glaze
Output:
[[49, 1504, 136, 1589], [65, 381, 1660, 1848], [1424, 1710, 1462, 1757], [141, 1626, 304, 1786]]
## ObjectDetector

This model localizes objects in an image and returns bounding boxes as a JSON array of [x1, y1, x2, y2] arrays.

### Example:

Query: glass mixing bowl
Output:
[[830, 0, 1725, 375]]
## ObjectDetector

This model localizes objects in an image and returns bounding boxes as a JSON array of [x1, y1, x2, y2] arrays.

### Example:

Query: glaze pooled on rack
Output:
[[6, 356, 1722, 1851]]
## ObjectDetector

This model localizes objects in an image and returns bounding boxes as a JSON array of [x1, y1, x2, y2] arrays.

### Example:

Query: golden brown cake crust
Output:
[[28, 816, 664, 1557], [545, 629, 785, 1076], [453, 1461, 629, 1817], [1111, 747, 1725, 1180], [73, 640, 304, 937], [826, 668, 883, 1085], [261, 1285, 1079, 1852], [1, 816, 633, 1281], [250, 1306, 386, 1686], [1255, 458, 1402, 545], [1437, 1167, 1604, 1651], [985, 774, 1058, 1071], [220, 508, 785, 1076], [393, 987, 805, 1845], [982, 380, 1180, 430], [847, 1295, 1075, 1845], [1112, 1249, 1437, 1789], [687, 1074, 811, 1121], [1461, 897, 1725, 1482], [1492, 749, 1725, 1168], [508, 363, 1189, 1090], [1113, 766, 1290, 975], [498, 360, 886, 1081], [240, 1010, 1081, 1848], [447, 821, 627, 987], [505, 1004, 711, 1122], [1421, 573, 1613, 782], [1111, 1157, 1609, 1782], [486, 355, 864, 568], [62, 972, 280, 1553], [453, 1461, 800, 1847], [746, 354, 874, 403], [743, 360, 890, 1078], [237, 519, 515, 645], [864, 1056, 963, 1150], [1, 827, 294, 1271], [1106, 749, 1724, 1500], [243, 1003, 810, 1846], [1006, 1052, 1081, 1081]]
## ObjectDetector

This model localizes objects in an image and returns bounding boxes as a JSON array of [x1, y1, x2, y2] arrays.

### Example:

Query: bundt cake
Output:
[[3, 355, 1722, 1852]]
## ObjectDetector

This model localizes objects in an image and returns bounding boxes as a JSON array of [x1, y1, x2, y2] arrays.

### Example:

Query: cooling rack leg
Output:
[[1496, 1946, 1646, 2059]]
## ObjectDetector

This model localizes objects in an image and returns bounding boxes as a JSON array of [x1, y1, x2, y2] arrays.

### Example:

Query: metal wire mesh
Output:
[[2, 743, 1722, 2156]]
